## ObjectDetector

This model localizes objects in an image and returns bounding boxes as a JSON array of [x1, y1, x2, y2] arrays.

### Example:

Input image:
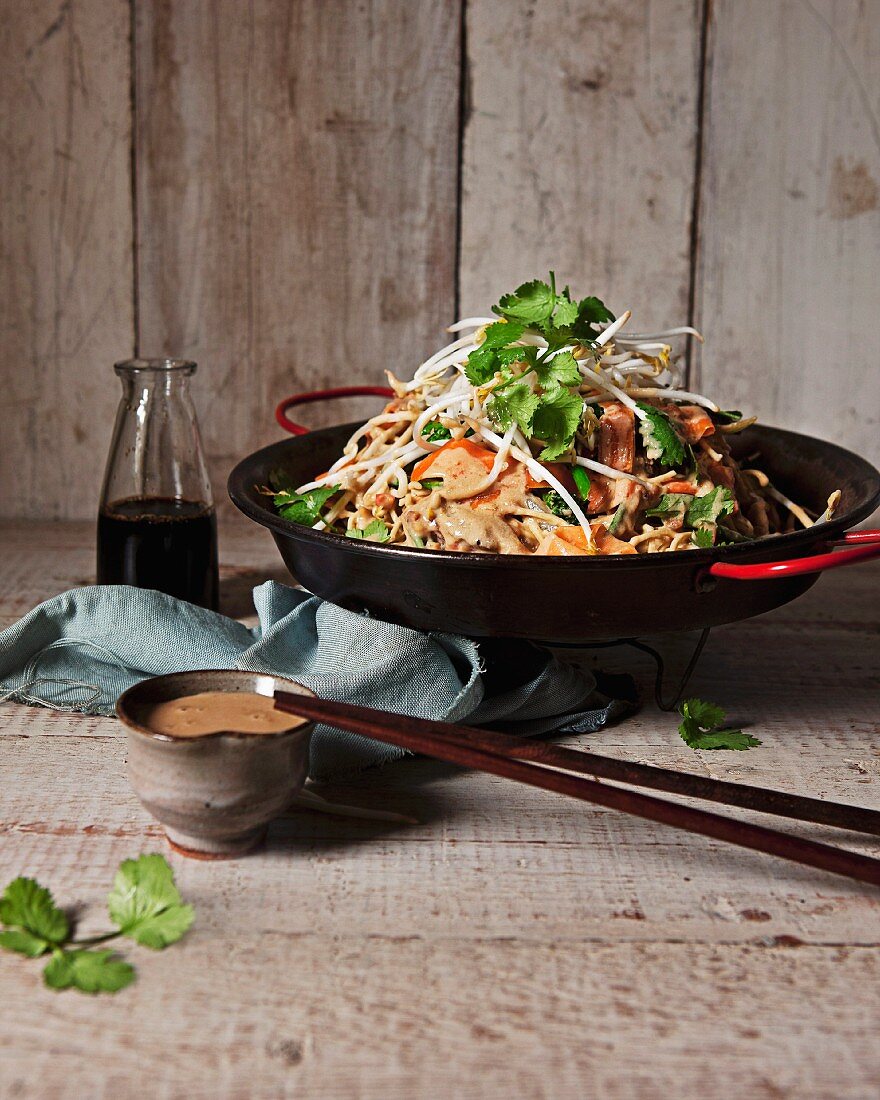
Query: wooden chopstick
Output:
[[274, 692, 880, 888], [435, 727, 880, 836]]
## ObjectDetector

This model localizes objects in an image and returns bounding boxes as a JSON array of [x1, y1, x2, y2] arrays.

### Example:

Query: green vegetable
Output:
[[692, 527, 715, 548], [487, 383, 540, 434], [645, 493, 692, 519], [637, 403, 685, 468], [678, 698, 761, 751], [0, 878, 69, 955], [107, 854, 194, 950], [534, 349, 582, 389], [543, 491, 575, 522], [685, 486, 736, 527], [346, 520, 390, 543], [532, 387, 584, 461], [43, 951, 135, 994], [421, 420, 452, 442], [607, 503, 626, 534], [714, 409, 743, 423], [419, 477, 444, 491], [274, 484, 340, 526], [0, 855, 192, 995], [571, 466, 591, 501], [493, 274, 614, 349]]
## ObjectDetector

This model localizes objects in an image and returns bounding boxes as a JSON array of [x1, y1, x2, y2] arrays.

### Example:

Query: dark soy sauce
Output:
[[97, 497, 219, 609]]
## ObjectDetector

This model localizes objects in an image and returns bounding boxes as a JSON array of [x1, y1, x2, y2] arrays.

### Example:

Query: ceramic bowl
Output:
[[117, 670, 315, 858]]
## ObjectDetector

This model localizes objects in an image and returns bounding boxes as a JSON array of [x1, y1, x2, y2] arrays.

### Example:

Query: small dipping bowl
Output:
[[117, 670, 315, 858]]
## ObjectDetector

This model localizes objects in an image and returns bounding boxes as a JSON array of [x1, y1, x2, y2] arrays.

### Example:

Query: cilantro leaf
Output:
[[532, 388, 584, 461], [0, 877, 69, 946], [494, 279, 555, 325], [421, 420, 452, 443], [678, 697, 761, 751], [551, 295, 579, 328], [275, 486, 341, 528], [107, 854, 194, 950], [646, 493, 692, 518], [570, 296, 615, 344], [571, 466, 591, 501], [637, 403, 685, 468], [465, 343, 534, 387], [534, 350, 581, 389], [480, 320, 525, 349], [346, 520, 390, 543], [488, 383, 539, 434], [686, 487, 736, 527], [543, 491, 575, 522], [692, 527, 715, 548], [43, 950, 135, 994], [274, 484, 340, 526], [0, 929, 53, 957]]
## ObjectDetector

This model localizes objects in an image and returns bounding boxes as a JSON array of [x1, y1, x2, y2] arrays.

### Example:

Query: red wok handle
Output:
[[709, 530, 880, 580], [275, 386, 395, 435]]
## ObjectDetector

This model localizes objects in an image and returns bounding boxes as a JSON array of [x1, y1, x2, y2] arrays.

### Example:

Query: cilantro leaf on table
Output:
[[346, 520, 390, 543], [274, 484, 340, 526], [637, 403, 685, 468], [1, 855, 193, 995], [686, 487, 736, 527], [43, 950, 135, 995], [532, 387, 584, 461], [487, 383, 540, 434], [421, 420, 452, 443], [0, 877, 69, 950], [107, 854, 194, 949], [678, 698, 761, 751]]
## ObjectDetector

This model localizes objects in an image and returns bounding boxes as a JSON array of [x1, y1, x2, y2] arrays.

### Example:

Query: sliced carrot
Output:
[[411, 438, 500, 483], [661, 480, 699, 495], [538, 523, 637, 557]]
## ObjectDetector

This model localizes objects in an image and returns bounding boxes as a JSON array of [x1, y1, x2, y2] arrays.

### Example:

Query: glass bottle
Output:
[[97, 359, 219, 610]]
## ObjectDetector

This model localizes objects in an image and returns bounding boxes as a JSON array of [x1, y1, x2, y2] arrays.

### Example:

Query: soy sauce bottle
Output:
[[97, 359, 219, 610]]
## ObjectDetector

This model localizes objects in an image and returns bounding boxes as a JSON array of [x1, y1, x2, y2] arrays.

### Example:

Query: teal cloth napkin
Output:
[[0, 582, 627, 780]]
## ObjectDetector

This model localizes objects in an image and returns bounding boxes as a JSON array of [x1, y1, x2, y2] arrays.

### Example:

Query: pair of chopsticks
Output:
[[274, 692, 880, 887]]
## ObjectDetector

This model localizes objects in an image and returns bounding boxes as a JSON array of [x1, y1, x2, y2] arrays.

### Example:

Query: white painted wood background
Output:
[[1, 0, 878, 520]]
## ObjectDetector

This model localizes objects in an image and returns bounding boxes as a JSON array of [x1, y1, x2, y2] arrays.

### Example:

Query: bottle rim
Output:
[[114, 358, 197, 374]]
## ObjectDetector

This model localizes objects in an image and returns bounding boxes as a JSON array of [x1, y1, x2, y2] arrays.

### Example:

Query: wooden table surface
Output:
[[1, 519, 879, 1099]]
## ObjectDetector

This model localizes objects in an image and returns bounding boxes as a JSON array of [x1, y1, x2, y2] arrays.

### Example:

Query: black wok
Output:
[[228, 423, 880, 644]]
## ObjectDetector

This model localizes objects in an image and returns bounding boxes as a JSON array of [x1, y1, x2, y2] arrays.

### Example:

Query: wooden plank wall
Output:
[[1, 0, 878, 521]]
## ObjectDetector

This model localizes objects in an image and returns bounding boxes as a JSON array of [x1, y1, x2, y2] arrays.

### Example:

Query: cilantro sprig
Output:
[[274, 484, 340, 526], [678, 698, 761, 751], [0, 854, 193, 994], [346, 520, 390, 543], [637, 403, 685, 468], [470, 274, 615, 462]]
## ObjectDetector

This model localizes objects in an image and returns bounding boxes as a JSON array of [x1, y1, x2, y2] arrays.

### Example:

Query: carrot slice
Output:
[[538, 523, 637, 557], [412, 439, 499, 483]]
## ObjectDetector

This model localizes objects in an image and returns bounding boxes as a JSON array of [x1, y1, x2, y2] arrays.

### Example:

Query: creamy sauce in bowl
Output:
[[140, 690, 307, 738]]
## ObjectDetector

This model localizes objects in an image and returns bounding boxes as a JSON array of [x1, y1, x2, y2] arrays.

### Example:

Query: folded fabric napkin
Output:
[[0, 582, 629, 780]]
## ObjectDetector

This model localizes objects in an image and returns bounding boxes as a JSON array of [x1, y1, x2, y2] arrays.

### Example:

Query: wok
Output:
[[229, 399, 880, 644]]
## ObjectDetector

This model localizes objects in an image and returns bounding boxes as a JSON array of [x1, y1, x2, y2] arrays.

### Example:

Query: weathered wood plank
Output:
[[459, 0, 703, 328], [134, 0, 461, 517], [1, 936, 878, 1099], [694, 0, 880, 469], [0, 0, 134, 520], [1, 729, 879, 948]]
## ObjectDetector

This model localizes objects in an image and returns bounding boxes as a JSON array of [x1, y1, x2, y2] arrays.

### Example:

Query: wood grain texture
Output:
[[0, 0, 134, 519], [694, 0, 880, 468], [459, 0, 704, 329], [0, 520, 879, 1096], [134, 0, 461, 515]]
